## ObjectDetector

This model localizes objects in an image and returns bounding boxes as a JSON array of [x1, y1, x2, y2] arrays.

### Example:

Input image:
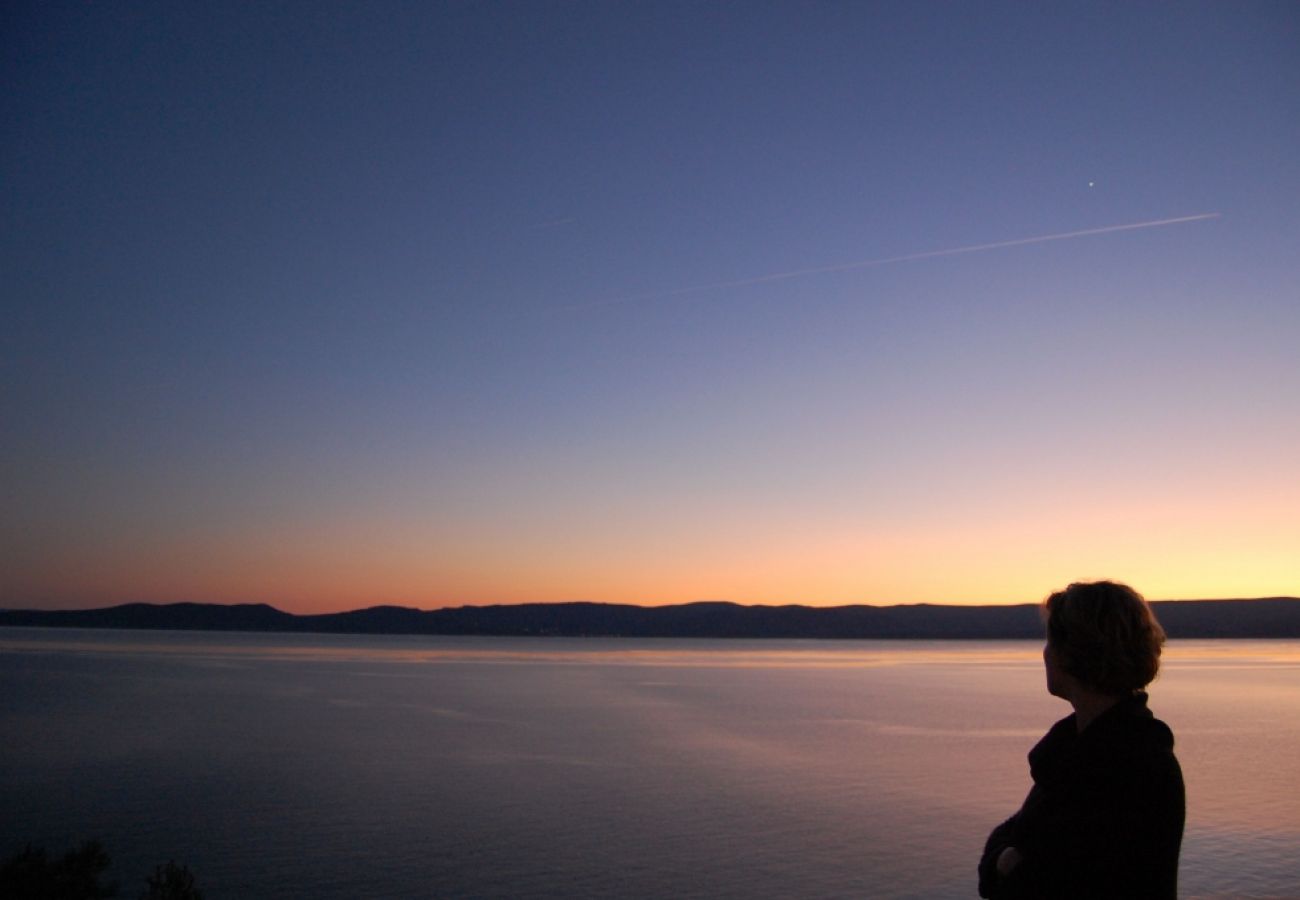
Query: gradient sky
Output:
[[4, 2, 1298, 613]]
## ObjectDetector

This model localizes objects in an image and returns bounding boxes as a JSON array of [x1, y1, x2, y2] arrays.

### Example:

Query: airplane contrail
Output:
[[562, 212, 1220, 312]]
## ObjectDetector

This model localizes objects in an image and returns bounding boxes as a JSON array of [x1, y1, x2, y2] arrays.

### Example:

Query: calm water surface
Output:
[[1, 630, 1297, 899]]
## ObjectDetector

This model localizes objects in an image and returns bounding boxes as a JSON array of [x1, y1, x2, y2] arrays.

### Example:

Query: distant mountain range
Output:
[[2, 598, 1298, 639]]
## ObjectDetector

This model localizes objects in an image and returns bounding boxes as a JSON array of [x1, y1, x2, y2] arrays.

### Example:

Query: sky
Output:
[[3, 2, 1298, 613]]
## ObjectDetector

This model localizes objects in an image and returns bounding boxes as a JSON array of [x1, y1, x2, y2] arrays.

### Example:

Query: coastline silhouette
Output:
[[2, 596, 1297, 639]]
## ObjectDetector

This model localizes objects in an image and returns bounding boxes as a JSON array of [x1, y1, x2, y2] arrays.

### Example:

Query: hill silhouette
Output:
[[2, 598, 1298, 639]]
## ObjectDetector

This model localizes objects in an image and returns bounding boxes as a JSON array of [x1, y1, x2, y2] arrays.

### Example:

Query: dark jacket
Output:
[[978, 692, 1184, 899]]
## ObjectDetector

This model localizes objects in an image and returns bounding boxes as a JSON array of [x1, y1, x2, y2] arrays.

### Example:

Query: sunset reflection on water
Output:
[[3, 629, 1298, 670], [1, 628, 1296, 898]]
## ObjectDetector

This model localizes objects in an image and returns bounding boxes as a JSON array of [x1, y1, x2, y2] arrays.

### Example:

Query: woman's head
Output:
[[1042, 581, 1166, 696]]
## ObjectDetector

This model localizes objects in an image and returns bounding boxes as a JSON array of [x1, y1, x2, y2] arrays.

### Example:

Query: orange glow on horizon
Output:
[[6, 450, 1296, 615]]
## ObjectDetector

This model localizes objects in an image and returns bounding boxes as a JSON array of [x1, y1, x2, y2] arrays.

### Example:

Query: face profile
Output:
[[1042, 643, 1065, 699]]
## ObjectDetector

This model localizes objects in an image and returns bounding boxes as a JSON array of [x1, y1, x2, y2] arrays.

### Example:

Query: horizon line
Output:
[[5, 593, 1295, 616]]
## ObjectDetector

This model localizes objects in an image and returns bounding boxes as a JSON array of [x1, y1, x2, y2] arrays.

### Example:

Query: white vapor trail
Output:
[[564, 212, 1220, 312]]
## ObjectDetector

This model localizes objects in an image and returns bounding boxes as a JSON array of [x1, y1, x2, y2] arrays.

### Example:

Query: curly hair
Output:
[[1042, 581, 1166, 695]]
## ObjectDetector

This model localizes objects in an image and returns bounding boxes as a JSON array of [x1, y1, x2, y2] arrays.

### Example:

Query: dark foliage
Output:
[[140, 862, 202, 900], [0, 841, 117, 899], [0, 845, 203, 900]]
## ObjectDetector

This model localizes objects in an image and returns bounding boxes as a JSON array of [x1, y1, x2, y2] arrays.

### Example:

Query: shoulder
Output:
[[1091, 706, 1184, 801], [1077, 698, 1179, 771]]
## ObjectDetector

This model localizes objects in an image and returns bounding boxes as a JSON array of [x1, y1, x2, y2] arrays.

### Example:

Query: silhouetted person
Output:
[[978, 581, 1185, 899]]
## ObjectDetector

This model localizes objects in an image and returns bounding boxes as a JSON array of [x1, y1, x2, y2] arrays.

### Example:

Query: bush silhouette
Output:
[[140, 861, 202, 900], [0, 843, 202, 900], [0, 840, 117, 899]]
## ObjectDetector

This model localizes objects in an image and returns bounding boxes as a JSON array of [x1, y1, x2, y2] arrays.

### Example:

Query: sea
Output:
[[1, 629, 1296, 899]]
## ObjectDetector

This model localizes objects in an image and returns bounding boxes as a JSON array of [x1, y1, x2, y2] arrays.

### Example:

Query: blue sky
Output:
[[3, 2, 1298, 610]]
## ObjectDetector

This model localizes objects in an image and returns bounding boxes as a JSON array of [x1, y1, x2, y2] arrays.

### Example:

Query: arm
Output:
[[978, 814, 1020, 898], [1000, 751, 1185, 899], [979, 779, 1101, 900]]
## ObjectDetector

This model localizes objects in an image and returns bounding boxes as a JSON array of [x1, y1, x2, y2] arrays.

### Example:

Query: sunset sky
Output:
[[4, 2, 1297, 613]]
